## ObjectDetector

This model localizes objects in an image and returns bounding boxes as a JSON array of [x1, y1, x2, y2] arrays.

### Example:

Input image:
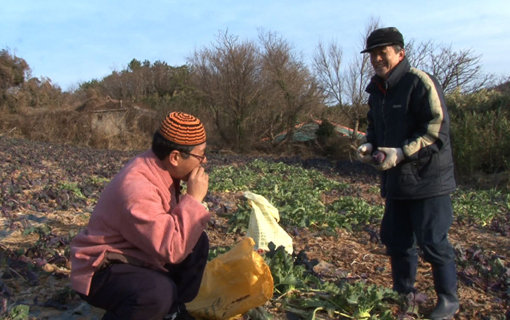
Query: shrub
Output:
[[448, 89, 510, 181]]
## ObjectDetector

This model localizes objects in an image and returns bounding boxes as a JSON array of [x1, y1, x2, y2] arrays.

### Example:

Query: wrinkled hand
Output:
[[186, 166, 209, 203], [357, 143, 373, 163], [376, 147, 404, 171]]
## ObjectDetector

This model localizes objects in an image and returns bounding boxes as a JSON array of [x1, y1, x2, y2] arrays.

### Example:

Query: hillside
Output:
[[0, 136, 508, 319]]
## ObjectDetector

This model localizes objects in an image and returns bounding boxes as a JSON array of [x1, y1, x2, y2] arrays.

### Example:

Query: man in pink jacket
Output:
[[71, 112, 211, 320]]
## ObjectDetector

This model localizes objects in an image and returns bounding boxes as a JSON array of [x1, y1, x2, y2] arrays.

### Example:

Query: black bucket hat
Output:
[[361, 27, 404, 53]]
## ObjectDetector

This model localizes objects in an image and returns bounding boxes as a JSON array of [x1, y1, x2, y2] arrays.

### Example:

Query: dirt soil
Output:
[[0, 136, 509, 319]]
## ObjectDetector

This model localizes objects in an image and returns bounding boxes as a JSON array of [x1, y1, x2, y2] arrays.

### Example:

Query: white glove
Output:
[[376, 147, 404, 171], [357, 143, 373, 163]]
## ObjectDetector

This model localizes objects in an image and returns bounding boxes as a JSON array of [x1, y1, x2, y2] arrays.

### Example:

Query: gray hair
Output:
[[392, 44, 404, 53]]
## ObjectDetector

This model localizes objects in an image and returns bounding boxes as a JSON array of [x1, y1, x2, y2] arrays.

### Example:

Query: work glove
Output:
[[356, 143, 373, 163], [376, 147, 404, 171]]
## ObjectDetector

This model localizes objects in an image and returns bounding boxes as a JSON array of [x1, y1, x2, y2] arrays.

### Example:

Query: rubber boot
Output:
[[391, 254, 418, 294], [430, 262, 459, 320], [391, 255, 419, 317]]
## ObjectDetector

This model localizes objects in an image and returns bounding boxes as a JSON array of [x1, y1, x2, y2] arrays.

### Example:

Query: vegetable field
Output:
[[1, 136, 509, 319]]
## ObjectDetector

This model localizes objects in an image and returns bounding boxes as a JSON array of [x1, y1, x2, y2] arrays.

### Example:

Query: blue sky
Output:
[[1, 0, 509, 91]]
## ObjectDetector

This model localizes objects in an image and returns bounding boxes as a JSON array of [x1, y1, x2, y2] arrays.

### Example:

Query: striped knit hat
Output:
[[158, 112, 206, 146]]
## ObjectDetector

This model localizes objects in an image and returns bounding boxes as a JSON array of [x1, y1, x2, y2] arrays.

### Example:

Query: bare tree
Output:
[[313, 18, 379, 144], [406, 41, 493, 93], [259, 31, 322, 147], [313, 41, 343, 106], [189, 31, 262, 151], [405, 40, 433, 72], [343, 19, 380, 144]]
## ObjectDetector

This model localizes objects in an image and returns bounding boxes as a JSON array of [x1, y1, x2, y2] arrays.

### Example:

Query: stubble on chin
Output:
[[374, 65, 387, 78]]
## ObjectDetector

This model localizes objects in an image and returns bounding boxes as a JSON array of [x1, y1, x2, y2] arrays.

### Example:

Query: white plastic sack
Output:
[[244, 191, 293, 254]]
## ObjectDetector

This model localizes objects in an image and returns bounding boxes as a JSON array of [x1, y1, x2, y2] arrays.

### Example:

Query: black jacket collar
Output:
[[366, 57, 411, 94]]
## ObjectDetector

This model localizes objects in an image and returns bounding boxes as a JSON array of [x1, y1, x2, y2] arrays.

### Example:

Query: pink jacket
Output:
[[70, 150, 211, 295]]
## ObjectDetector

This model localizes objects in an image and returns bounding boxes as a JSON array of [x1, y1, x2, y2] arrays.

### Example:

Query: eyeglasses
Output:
[[182, 151, 206, 163]]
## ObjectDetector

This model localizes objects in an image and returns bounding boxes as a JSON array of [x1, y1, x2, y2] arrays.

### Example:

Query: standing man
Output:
[[71, 112, 210, 320], [357, 27, 459, 319]]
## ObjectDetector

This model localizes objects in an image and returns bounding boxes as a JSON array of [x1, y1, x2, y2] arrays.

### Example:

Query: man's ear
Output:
[[168, 150, 181, 167], [399, 49, 406, 61]]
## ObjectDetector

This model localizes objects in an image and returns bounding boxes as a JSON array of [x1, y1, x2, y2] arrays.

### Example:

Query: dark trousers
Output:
[[80, 232, 209, 320], [380, 195, 456, 294]]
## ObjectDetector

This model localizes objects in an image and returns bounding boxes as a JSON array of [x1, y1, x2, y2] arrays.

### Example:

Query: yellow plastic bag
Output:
[[186, 237, 274, 320], [244, 191, 293, 254]]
